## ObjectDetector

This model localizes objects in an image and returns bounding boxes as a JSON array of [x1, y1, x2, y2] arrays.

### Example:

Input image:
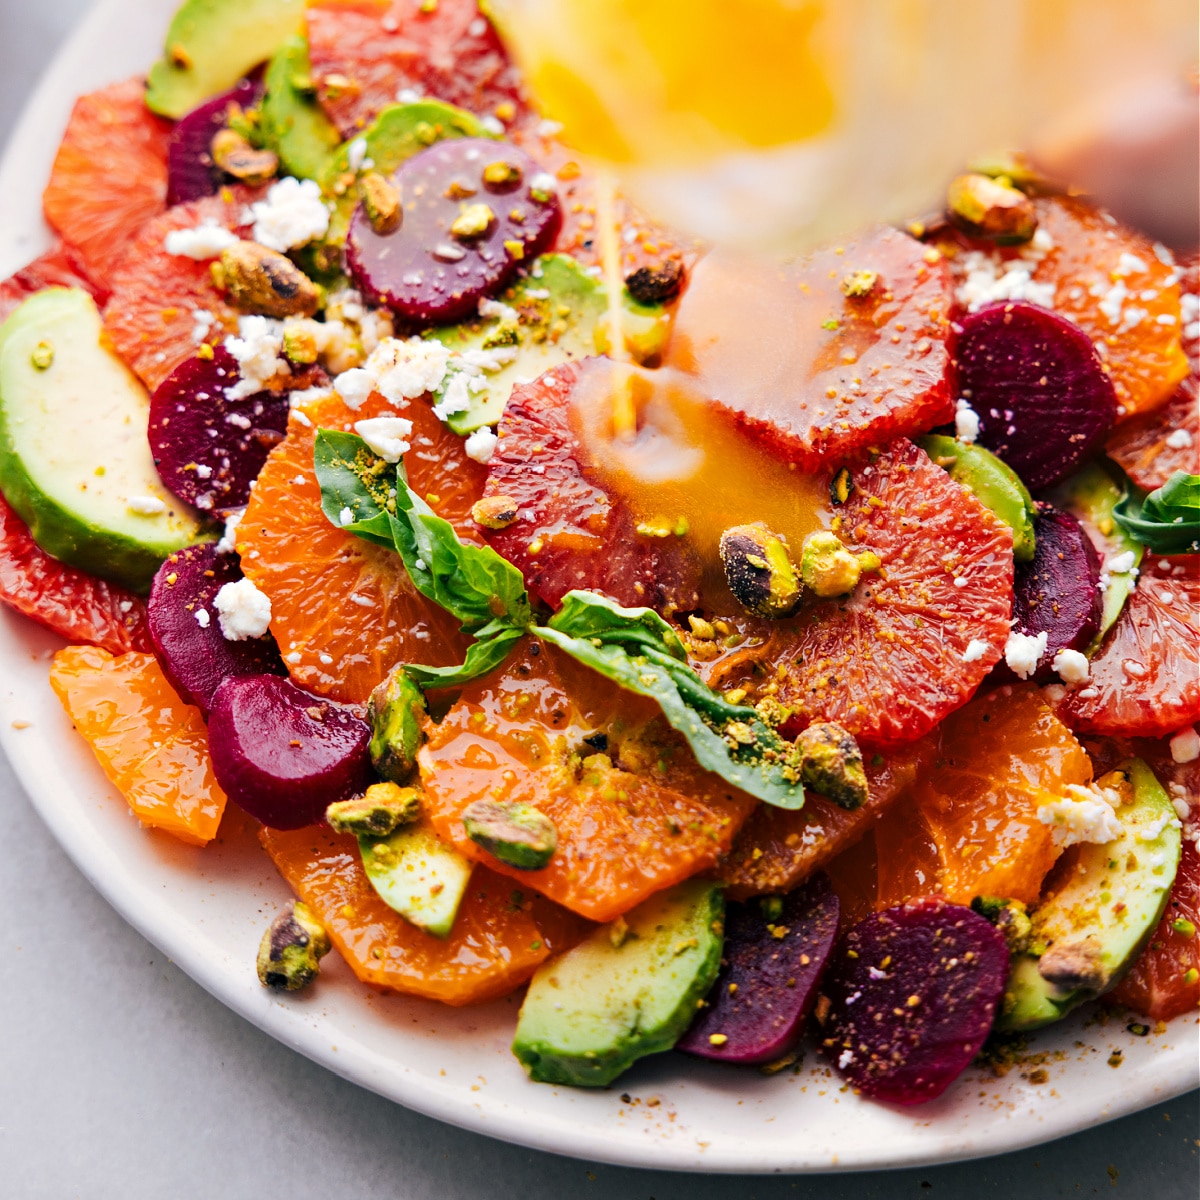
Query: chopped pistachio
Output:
[[256, 902, 331, 991], [357, 171, 402, 236], [210, 128, 279, 187], [719, 524, 802, 619], [482, 160, 523, 188], [965, 150, 1045, 192], [799, 530, 880, 598], [326, 782, 421, 836], [30, 340, 54, 370], [796, 722, 868, 809], [215, 241, 321, 319], [830, 467, 852, 506], [367, 667, 428, 783], [462, 798, 558, 870], [471, 494, 519, 529], [450, 202, 496, 241], [760, 894, 785, 922], [840, 269, 878, 298], [970, 895, 1033, 954], [283, 325, 319, 365], [625, 257, 685, 306], [946, 173, 1038, 245]]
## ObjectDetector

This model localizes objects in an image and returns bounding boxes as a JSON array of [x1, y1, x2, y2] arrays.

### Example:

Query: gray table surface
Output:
[[0, 2, 1197, 1196]]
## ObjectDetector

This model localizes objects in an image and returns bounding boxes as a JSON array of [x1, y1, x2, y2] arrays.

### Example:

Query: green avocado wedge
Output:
[[919, 434, 1036, 561], [512, 879, 725, 1087], [146, 0, 306, 119], [261, 35, 342, 182], [997, 760, 1181, 1032], [0, 289, 206, 592]]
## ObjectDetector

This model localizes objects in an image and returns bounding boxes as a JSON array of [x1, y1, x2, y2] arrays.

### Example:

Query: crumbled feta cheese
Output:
[[339, 507, 355, 527], [1169, 727, 1200, 764], [837, 1049, 855, 1069], [224, 316, 289, 400], [1037, 783, 1124, 848], [464, 425, 498, 464], [1052, 647, 1090, 686], [1172, 796, 1191, 821], [478, 297, 520, 323], [962, 638, 990, 663], [216, 509, 243, 555], [529, 171, 557, 198], [191, 309, 216, 342], [164, 220, 238, 260], [480, 114, 505, 135], [249, 177, 330, 252], [468, 16, 488, 36], [396, 87, 422, 104], [1004, 630, 1048, 680], [213, 578, 272, 641], [955, 251, 1056, 312], [333, 367, 376, 410], [536, 119, 564, 139], [287, 390, 328, 412], [346, 137, 369, 172], [1113, 252, 1148, 277], [954, 399, 980, 443], [432, 371, 472, 420], [867, 966, 888, 980], [126, 495, 167, 516], [1165, 428, 1193, 450], [1108, 550, 1136, 575], [354, 415, 413, 463], [286, 650, 302, 664], [194, 608, 211, 630]]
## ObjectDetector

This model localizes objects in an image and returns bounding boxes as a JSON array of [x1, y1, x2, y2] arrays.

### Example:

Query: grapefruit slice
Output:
[[0, 493, 150, 655], [49, 645, 226, 846], [261, 824, 590, 1005], [418, 638, 758, 922], [0, 241, 105, 325], [237, 391, 472, 704], [42, 78, 172, 285], [1056, 555, 1200, 738]]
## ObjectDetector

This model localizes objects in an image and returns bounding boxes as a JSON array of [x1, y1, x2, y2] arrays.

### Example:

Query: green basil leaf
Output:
[[1114, 471, 1200, 555], [544, 590, 688, 661], [313, 428, 400, 549], [402, 628, 525, 690]]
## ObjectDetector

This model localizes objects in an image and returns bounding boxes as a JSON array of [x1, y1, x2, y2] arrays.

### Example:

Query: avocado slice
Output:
[[0, 289, 206, 592], [261, 36, 342, 182], [358, 821, 473, 939], [919, 434, 1036, 561], [997, 759, 1182, 1032], [512, 879, 725, 1087], [146, 0, 306, 119], [428, 254, 672, 435], [1046, 461, 1145, 651]]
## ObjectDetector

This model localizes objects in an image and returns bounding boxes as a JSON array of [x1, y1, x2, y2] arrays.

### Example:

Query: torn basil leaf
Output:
[[1113, 471, 1200, 555]]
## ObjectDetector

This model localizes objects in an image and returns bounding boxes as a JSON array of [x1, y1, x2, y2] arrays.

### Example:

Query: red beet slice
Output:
[[148, 346, 290, 517], [677, 873, 840, 1065], [208, 674, 374, 829], [997, 503, 1102, 683], [346, 137, 561, 325], [956, 300, 1118, 491], [147, 543, 286, 715], [167, 79, 261, 206], [820, 897, 1008, 1105]]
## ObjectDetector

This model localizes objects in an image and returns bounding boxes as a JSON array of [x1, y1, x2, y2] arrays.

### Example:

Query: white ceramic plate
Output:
[[1, 0, 1196, 1174]]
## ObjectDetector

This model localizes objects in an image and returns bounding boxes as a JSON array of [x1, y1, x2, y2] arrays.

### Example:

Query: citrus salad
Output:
[[1, 0, 1197, 1106]]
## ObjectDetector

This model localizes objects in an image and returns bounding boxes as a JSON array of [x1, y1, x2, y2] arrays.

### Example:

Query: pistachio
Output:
[[965, 150, 1046, 192], [471, 493, 519, 529], [840, 269, 878, 299], [970, 895, 1033, 954], [256, 901, 331, 991], [210, 128, 279, 187], [462, 798, 558, 870], [946, 173, 1038, 245], [30, 340, 54, 371], [799, 531, 880, 598], [367, 666, 427, 783], [357, 171, 402, 236], [796, 721, 868, 809], [482, 160, 523, 188], [450, 202, 496, 241], [1036, 937, 1107, 994], [326, 782, 421, 836], [214, 241, 321, 318], [625, 256, 685, 306], [282, 324, 319, 365], [719, 524, 802, 619], [829, 466, 853, 506]]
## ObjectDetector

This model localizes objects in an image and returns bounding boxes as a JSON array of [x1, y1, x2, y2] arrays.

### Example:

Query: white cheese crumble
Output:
[[1052, 647, 1090, 686], [249, 178, 331, 252], [1107, 550, 1136, 575], [464, 425, 499, 464], [1169, 726, 1200, 764], [954, 399, 980, 443], [354, 415, 413, 463], [216, 509, 243, 555], [955, 250, 1056, 312], [478, 297, 520, 323], [1037, 783, 1124, 848], [194, 608, 211, 630], [339, 507, 355, 527], [1165, 428, 1194, 450], [1004, 630, 1048, 680], [837, 1049, 855, 1069], [333, 367, 376, 411], [213, 578, 272, 641], [962, 638, 990, 663], [224, 316, 289, 400], [346, 137, 369, 173], [126, 495, 167, 516], [480, 115, 505, 136], [164, 220, 239, 260], [396, 87, 422, 104]]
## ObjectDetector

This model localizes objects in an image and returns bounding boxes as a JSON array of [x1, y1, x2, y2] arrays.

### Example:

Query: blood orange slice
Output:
[[0, 493, 150, 655], [42, 78, 172, 285], [306, 0, 528, 139], [1056, 556, 1200, 738], [261, 824, 590, 1005], [103, 189, 257, 391], [237, 391, 472, 704], [49, 645, 226, 846], [419, 638, 758, 922], [0, 241, 105, 325]]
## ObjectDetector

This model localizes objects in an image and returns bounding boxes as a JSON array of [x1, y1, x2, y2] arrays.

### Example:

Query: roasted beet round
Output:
[[147, 543, 286, 714], [167, 79, 261, 206], [956, 300, 1118, 490], [677, 873, 840, 1065], [148, 347, 290, 517], [208, 674, 374, 830], [999, 503, 1102, 682], [346, 137, 562, 325], [820, 897, 1008, 1106]]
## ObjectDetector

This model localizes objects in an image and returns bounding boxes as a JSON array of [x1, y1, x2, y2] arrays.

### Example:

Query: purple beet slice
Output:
[[147, 543, 286, 715], [956, 300, 1118, 490], [208, 674, 374, 830], [997, 503, 1102, 683], [677, 873, 840, 1065], [148, 346, 290, 517], [167, 79, 262, 206], [819, 897, 1008, 1106], [346, 138, 562, 325]]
